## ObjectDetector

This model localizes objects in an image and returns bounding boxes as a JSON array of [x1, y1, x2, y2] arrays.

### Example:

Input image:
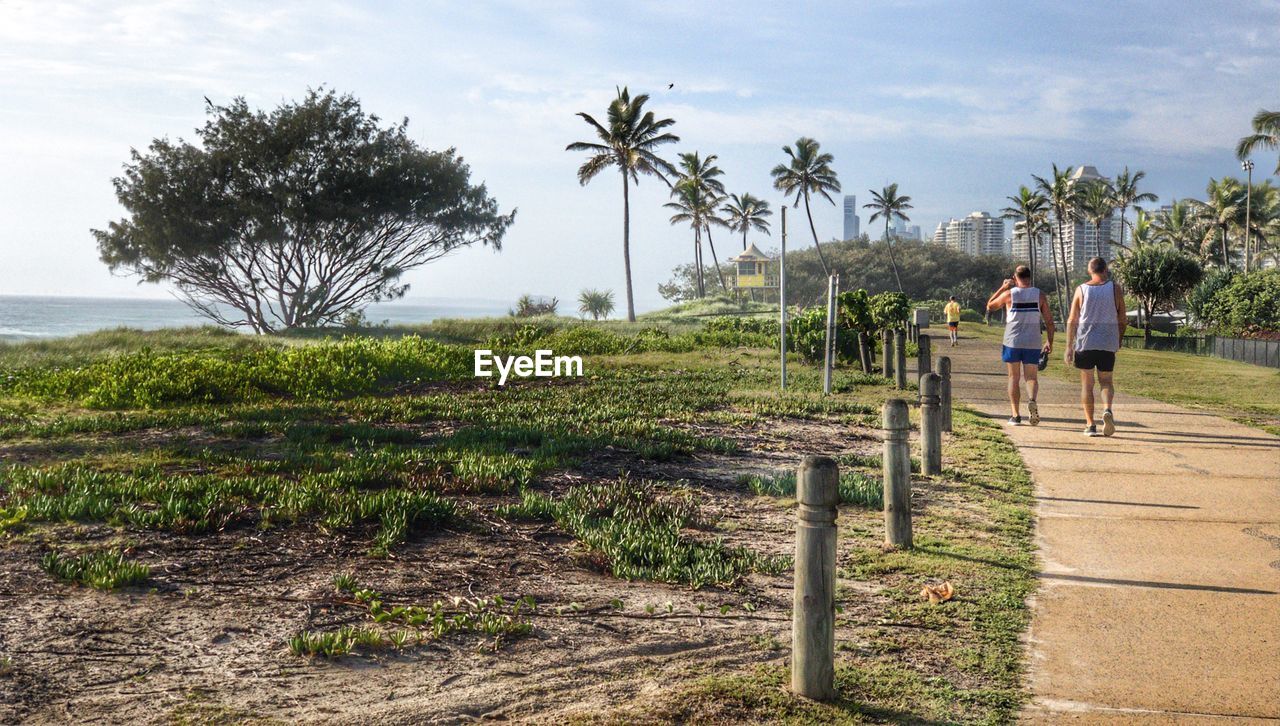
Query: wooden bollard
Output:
[[920, 373, 942, 476], [882, 329, 894, 379], [938, 356, 953, 433], [894, 329, 907, 390], [918, 334, 932, 376], [792, 455, 839, 701], [882, 399, 912, 548]]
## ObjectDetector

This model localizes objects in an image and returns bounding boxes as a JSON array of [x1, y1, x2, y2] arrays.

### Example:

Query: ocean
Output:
[[0, 295, 510, 342]]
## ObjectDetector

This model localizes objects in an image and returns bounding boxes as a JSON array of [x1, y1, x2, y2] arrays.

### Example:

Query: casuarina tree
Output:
[[95, 90, 513, 333]]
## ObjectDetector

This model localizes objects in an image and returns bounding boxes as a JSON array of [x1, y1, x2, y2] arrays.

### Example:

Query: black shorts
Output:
[[1073, 349, 1116, 372], [947, 321, 959, 329]]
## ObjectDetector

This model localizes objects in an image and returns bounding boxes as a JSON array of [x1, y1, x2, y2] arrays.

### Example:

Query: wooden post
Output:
[[882, 329, 894, 379], [857, 332, 871, 373], [792, 455, 839, 701], [918, 334, 932, 376], [780, 207, 787, 391], [938, 356, 952, 432], [894, 328, 907, 390], [882, 399, 912, 548], [920, 372, 942, 476]]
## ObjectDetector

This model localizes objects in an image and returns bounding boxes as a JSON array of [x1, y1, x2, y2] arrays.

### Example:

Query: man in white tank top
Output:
[[1065, 257, 1127, 437], [986, 265, 1055, 426]]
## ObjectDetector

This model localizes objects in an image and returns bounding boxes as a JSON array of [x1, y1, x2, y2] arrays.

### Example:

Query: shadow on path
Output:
[[1037, 496, 1200, 510], [1038, 573, 1278, 595]]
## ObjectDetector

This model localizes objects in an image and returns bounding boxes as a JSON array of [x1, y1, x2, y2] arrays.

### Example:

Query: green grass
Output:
[[498, 479, 788, 587], [738, 469, 884, 509], [41, 549, 151, 590]]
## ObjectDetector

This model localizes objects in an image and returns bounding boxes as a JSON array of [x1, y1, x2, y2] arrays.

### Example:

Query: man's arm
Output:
[[1038, 292, 1055, 352], [1113, 282, 1127, 339], [986, 280, 1014, 312], [1064, 288, 1083, 361]]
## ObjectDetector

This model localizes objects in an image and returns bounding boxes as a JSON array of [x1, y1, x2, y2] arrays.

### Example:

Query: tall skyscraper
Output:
[[939, 212, 1005, 256], [1055, 165, 1116, 270], [842, 195, 860, 240]]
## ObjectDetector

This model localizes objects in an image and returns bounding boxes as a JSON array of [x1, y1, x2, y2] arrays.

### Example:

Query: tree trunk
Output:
[[1221, 225, 1230, 271], [1049, 219, 1067, 324], [883, 218, 904, 293], [694, 227, 705, 298], [622, 173, 636, 322], [1119, 206, 1127, 250], [1143, 304, 1152, 344], [705, 224, 729, 292], [803, 193, 832, 276], [742, 228, 748, 251]]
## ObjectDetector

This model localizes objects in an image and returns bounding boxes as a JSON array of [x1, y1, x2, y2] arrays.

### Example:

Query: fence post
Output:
[[918, 334, 932, 377], [894, 328, 907, 390], [883, 329, 894, 379], [882, 399, 912, 548], [857, 332, 871, 373], [938, 356, 952, 433], [823, 276, 836, 395], [920, 373, 942, 476], [792, 455, 839, 701]]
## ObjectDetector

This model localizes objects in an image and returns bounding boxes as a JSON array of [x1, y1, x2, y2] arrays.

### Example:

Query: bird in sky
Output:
[[203, 95, 213, 107], [667, 83, 674, 89]]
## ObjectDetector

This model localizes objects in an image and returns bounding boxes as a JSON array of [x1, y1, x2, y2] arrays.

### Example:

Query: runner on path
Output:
[[944, 296, 961, 347], [986, 265, 1054, 426], [1065, 257, 1126, 437]]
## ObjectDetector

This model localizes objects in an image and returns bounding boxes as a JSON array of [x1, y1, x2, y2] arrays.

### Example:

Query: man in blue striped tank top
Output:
[[1066, 257, 1127, 437], [986, 265, 1054, 426]]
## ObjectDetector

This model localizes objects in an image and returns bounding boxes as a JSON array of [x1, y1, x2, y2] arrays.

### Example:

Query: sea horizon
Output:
[[0, 293, 514, 342]]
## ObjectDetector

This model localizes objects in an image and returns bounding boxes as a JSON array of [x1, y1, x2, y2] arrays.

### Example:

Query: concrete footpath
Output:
[[933, 335, 1280, 722]]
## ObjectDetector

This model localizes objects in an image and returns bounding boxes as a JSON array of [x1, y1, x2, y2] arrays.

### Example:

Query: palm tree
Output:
[[566, 87, 679, 322], [1151, 200, 1205, 259], [1001, 186, 1050, 281], [863, 184, 912, 292], [1079, 179, 1116, 258], [577, 289, 615, 320], [722, 193, 772, 250], [1236, 109, 1280, 176], [1111, 167, 1158, 251], [1194, 178, 1246, 270], [770, 137, 840, 276], [1033, 165, 1079, 322], [665, 183, 728, 294], [1127, 208, 1155, 250], [674, 152, 729, 294]]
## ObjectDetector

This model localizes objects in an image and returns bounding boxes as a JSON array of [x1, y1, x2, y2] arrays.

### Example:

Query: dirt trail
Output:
[[937, 333, 1280, 721]]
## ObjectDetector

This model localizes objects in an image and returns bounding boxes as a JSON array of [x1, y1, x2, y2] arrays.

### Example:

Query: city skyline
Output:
[[2, 2, 1278, 311]]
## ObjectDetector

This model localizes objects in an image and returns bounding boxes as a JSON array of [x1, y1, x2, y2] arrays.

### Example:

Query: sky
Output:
[[1, 0, 1277, 312]]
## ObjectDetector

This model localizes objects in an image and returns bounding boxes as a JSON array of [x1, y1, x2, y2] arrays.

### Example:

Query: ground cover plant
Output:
[[0, 317, 1036, 723]]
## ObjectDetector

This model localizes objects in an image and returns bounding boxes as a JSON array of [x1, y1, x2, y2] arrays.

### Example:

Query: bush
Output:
[[511, 294, 559, 317], [1200, 269, 1280, 337], [1186, 269, 1233, 326]]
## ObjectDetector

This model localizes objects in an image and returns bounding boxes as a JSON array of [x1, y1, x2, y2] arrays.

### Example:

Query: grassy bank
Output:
[[0, 322, 1035, 723]]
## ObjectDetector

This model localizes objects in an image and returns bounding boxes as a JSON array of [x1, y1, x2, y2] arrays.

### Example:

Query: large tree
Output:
[[863, 183, 912, 293], [95, 90, 513, 333], [1032, 165, 1079, 323], [567, 87, 679, 322], [1195, 177, 1246, 270], [771, 137, 840, 276], [1236, 109, 1280, 176], [1001, 185, 1050, 282], [1114, 244, 1203, 342], [665, 182, 727, 294], [1151, 200, 1205, 260], [1078, 179, 1116, 258], [1111, 167, 1157, 251], [673, 152, 729, 294], [722, 193, 772, 250]]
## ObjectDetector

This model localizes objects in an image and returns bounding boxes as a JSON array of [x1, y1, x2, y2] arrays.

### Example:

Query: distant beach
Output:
[[0, 295, 511, 342]]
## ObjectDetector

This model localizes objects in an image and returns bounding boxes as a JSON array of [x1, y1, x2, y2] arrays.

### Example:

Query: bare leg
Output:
[[1007, 362, 1022, 417], [1023, 363, 1039, 402], [1080, 369, 1095, 426], [1098, 370, 1114, 410]]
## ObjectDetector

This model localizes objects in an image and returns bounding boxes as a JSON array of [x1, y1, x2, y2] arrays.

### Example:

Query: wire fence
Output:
[[1119, 334, 1280, 368]]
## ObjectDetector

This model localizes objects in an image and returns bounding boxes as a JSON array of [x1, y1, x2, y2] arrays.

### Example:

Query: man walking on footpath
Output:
[[987, 266, 1054, 426], [1066, 257, 1126, 437], [944, 296, 961, 347]]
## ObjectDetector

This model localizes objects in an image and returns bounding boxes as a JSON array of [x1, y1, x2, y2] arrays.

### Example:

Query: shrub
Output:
[[511, 294, 558, 317], [41, 549, 150, 590], [1201, 269, 1280, 337]]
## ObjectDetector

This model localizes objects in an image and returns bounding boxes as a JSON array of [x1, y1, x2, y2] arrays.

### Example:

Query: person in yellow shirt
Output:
[[944, 296, 962, 347]]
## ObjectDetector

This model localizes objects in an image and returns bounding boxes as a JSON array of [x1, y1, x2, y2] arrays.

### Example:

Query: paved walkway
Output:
[[932, 334, 1280, 722]]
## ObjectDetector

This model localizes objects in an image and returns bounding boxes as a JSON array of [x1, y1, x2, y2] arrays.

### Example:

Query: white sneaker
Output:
[[1028, 400, 1039, 426], [1102, 410, 1115, 437]]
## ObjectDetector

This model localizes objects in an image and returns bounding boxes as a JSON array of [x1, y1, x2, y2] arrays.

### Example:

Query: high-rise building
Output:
[[905, 224, 922, 241], [1054, 165, 1116, 271], [842, 195, 860, 240], [938, 212, 1005, 256], [1012, 220, 1052, 274]]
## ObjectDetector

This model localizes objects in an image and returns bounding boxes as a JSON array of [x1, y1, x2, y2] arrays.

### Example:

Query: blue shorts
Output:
[[1001, 346, 1040, 365]]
